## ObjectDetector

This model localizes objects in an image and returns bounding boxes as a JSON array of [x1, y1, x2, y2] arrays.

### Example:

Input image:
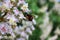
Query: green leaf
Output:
[[29, 25, 42, 40]]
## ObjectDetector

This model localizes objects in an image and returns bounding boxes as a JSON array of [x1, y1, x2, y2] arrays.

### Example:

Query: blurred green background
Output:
[[25, 0, 60, 40]]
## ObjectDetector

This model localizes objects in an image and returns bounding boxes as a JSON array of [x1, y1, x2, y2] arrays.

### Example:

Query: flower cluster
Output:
[[0, 0, 36, 40]]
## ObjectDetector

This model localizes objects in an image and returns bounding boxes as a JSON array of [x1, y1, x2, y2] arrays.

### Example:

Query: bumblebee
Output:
[[25, 14, 33, 21]]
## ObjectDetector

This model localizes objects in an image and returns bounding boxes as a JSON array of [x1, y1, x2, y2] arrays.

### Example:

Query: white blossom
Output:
[[17, 0, 25, 6], [32, 19, 36, 25], [13, 7, 20, 15], [17, 38, 25, 40], [25, 28, 32, 35], [20, 31, 28, 38], [21, 3, 30, 12]]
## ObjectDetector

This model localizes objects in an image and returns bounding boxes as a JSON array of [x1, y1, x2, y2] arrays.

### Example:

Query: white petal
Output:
[[26, 28, 32, 35]]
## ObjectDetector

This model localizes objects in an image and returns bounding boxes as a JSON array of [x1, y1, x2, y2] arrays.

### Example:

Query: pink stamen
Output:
[[1, 27, 6, 32]]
